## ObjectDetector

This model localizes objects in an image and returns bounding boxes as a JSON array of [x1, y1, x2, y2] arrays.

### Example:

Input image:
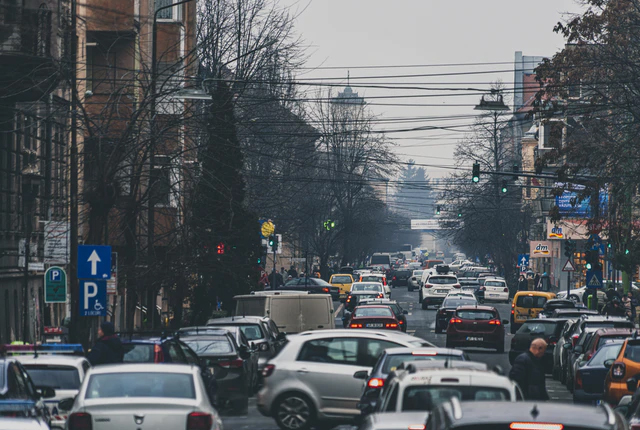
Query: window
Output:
[[591, 344, 623, 366], [383, 354, 464, 374], [515, 296, 548, 308], [156, 0, 181, 20], [86, 47, 117, 94], [517, 322, 556, 336], [331, 276, 352, 284], [167, 342, 187, 363], [151, 156, 172, 206], [123, 344, 154, 363], [381, 383, 399, 412], [297, 338, 358, 365], [457, 310, 497, 321], [182, 338, 233, 355], [238, 324, 264, 341], [401, 386, 510, 412], [353, 307, 393, 318], [22, 365, 81, 390], [85, 373, 195, 399], [428, 277, 457, 285], [4, 363, 28, 399], [362, 339, 400, 367], [178, 343, 201, 365]]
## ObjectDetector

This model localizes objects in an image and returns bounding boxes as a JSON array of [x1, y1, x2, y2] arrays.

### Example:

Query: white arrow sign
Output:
[[88, 250, 101, 276], [520, 256, 528, 266]]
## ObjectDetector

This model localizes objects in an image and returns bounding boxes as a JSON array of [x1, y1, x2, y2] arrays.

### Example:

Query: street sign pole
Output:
[[567, 271, 571, 299]]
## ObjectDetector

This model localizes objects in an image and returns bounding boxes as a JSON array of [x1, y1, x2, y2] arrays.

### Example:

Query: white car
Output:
[[408, 270, 423, 292], [482, 278, 510, 303], [351, 282, 390, 299], [256, 329, 434, 430], [65, 363, 222, 430], [419, 274, 460, 309], [556, 286, 607, 302]]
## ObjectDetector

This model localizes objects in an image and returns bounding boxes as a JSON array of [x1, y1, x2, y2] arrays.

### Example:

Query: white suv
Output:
[[256, 329, 434, 430], [419, 274, 460, 309]]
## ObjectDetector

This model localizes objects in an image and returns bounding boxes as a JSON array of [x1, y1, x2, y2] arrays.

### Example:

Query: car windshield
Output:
[[401, 386, 510, 411], [484, 281, 505, 288], [23, 365, 81, 390], [597, 336, 629, 350], [352, 284, 382, 292], [584, 321, 634, 330], [515, 295, 548, 308], [413, 271, 423, 277], [429, 277, 457, 285], [442, 299, 477, 308], [123, 344, 155, 362], [85, 372, 195, 399], [332, 276, 352, 284], [590, 343, 624, 366], [517, 321, 557, 335], [354, 307, 393, 318], [457, 310, 497, 320], [360, 276, 382, 282], [313, 279, 332, 286], [382, 354, 463, 373], [182, 337, 234, 355]]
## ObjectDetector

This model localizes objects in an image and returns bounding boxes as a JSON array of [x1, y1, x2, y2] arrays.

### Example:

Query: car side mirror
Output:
[[58, 397, 75, 411], [239, 346, 251, 360], [563, 343, 572, 350], [627, 377, 638, 393], [277, 332, 286, 341], [502, 319, 509, 325], [36, 386, 56, 399], [403, 310, 409, 315], [353, 370, 369, 380], [604, 359, 615, 369], [574, 345, 583, 354]]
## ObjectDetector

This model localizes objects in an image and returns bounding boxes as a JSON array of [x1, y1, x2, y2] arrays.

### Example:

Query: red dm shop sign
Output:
[[530, 241, 552, 258]]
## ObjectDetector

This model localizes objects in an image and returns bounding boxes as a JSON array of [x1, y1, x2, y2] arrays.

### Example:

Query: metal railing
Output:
[[0, 4, 52, 57]]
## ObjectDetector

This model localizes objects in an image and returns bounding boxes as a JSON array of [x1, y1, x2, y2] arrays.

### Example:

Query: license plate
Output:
[[436, 289, 448, 294], [489, 294, 499, 297], [463, 288, 475, 291], [466, 336, 483, 341], [367, 323, 383, 328]]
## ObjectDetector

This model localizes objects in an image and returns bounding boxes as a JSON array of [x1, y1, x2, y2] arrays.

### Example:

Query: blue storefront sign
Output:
[[555, 189, 608, 218]]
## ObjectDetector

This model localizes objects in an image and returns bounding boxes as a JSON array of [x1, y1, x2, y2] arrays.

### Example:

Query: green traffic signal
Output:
[[436, 205, 441, 215], [586, 262, 592, 270], [472, 162, 480, 183], [457, 211, 462, 218], [501, 180, 508, 193], [626, 249, 630, 255], [268, 235, 275, 246]]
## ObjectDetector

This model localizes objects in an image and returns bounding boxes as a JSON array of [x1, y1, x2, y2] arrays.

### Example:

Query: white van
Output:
[[234, 293, 335, 334]]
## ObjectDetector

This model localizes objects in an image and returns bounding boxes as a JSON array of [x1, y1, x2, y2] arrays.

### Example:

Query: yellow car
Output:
[[510, 291, 556, 334], [329, 274, 354, 299]]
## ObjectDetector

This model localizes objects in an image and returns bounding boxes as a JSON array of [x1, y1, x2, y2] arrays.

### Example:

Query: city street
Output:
[[222, 286, 572, 430]]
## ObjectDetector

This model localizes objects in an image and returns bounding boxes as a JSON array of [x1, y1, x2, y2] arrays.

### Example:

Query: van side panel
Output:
[[269, 296, 301, 333], [299, 296, 334, 331], [235, 297, 267, 317]]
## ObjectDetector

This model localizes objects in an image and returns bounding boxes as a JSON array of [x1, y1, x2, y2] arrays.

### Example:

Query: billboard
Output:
[[530, 240, 552, 258], [546, 220, 590, 240], [555, 186, 608, 218]]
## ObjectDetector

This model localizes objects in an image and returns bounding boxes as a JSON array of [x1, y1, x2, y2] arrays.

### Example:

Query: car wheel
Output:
[[435, 323, 442, 334], [569, 294, 580, 302], [560, 364, 567, 384], [421, 300, 429, 310], [274, 393, 315, 430]]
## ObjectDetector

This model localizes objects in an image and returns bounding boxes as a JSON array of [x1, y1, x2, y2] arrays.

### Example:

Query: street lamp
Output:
[[21, 166, 42, 342]]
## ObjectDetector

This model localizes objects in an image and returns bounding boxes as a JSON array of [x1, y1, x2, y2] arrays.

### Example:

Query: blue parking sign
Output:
[[79, 280, 107, 317]]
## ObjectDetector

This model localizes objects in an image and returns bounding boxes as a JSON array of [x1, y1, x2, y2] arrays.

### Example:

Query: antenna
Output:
[[347, 71, 350, 86], [33, 343, 38, 359]]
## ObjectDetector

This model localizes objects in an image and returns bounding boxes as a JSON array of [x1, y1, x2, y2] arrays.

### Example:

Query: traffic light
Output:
[[436, 206, 441, 215], [457, 211, 463, 218], [472, 162, 480, 183], [257, 256, 262, 264], [273, 234, 279, 252], [501, 180, 508, 193], [268, 235, 275, 247], [323, 219, 335, 231], [513, 163, 519, 180], [564, 240, 576, 258], [584, 249, 599, 271], [216, 242, 225, 255]]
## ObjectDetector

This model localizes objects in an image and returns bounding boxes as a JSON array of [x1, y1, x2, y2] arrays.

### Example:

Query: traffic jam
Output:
[[0, 253, 638, 430]]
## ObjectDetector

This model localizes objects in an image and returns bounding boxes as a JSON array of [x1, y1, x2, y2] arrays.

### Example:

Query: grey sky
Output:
[[281, 0, 582, 177]]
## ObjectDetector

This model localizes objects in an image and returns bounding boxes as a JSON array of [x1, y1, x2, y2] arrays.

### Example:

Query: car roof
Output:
[[207, 316, 268, 324], [354, 305, 393, 310], [293, 329, 433, 345], [179, 326, 232, 334], [349, 290, 382, 295], [384, 347, 465, 357], [455, 305, 497, 311], [87, 363, 199, 375], [448, 400, 615, 428], [358, 299, 397, 305], [514, 291, 556, 297], [15, 355, 88, 366], [523, 318, 568, 323], [593, 328, 635, 336]]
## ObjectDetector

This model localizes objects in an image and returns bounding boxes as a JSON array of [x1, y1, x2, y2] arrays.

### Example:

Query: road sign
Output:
[[44, 267, 67, 303], [44, 221, 69, 264], [107, 252, 118, 295], [562, 260, 576, 272], [77, 245, 112, 279], [586, 270, 603, 289], [517, 254, 530, 268], [79, 280, 107, 316], [260, 220, 275, 239]]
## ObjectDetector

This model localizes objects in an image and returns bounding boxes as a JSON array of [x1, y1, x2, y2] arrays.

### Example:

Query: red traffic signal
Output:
[[216, 243, 225, 255]]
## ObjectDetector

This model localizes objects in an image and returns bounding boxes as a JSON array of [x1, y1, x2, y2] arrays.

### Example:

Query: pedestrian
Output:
[[258, 271, 269, 289], [279, 267, 287, 278], [517, 274, 528, 292], [508, 338, 549, 401], [288, 265, 298, 279], [628, 292, 638, 324], [268, 269, 284, 287], [533, 273, 541, 290], [86, 322, 124, 366]]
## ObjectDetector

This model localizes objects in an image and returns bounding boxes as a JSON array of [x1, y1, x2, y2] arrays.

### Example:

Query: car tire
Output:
[[435, 324, 442, 334], [569, 294, 580, 302], [421, 300, 429, 310], [510, 324, 517, 335], [274, 392, 315, 430], [232, 397, 249, 415]]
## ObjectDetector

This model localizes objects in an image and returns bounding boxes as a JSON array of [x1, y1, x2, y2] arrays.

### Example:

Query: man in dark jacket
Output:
[[517, 275, 528, 292], [87, 322, 124, 366], [508, 338, 549, 400]]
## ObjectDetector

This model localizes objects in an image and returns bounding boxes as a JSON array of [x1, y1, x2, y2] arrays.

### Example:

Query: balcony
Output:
[[85, 0, 135, 33], [0, 4, 58, 102]]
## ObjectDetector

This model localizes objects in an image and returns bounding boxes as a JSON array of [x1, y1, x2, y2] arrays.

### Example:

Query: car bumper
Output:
[[423, 296, 445, 305], [484, 292, 509, 301], [447, 333, 502, 347], [604, 381, 629, 405], [256, 388, 272, 417]]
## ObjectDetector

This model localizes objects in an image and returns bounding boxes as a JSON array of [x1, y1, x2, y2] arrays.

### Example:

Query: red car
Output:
[[445, 305, 508, 352], [348, 305, 401, 330]]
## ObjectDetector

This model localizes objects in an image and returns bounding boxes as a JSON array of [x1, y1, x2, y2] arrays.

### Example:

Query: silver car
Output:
[[0, 417, 49, 430], [257, 329, 434, 430], [64, 363, 222, 430]]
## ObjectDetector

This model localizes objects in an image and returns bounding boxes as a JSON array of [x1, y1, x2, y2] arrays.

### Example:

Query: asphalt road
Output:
[[222, 285, 572, 430]]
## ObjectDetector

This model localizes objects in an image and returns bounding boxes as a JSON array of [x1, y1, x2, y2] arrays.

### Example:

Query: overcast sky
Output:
[[280, 0, 583, 178]]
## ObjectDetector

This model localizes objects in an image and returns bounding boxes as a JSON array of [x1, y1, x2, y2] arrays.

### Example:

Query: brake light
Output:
[[350, 323, 363, 328], [512, 302, 515, 308], [510, 424, 563, 430], [575, 370, 583, 390], [322, 287, 329, 293], [393, 276, 397, 281], [154, 344, 164, 363], [346, 297, 352, 302], [450, 318, 462, 324], [488, 319, 501, 325], [424, 284, 433, 289], [612, 362, 626, 380], [399, 320, 404, 324], [385, 323, 398, 329], [408, 426, 426, 430], [187, 412, 213, 430], [377, 293, 384, 298], [219, 359, 244, 368], [383, 279, 387, 285], [368, 378, 384, 388], [68, 412, 92, 430], [453, 284, 461, 289], [504, 287, 509, 292], [262, 364, 275, 378], [571, 334, 579, 347], [511, 310, 514, 314]]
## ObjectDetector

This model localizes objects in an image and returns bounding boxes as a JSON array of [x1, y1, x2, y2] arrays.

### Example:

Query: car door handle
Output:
[[297, 368, 309, 374]]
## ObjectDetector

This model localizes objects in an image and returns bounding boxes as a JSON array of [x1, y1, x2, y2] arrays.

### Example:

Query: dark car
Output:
[[390, 269, 412, 287], [553, 319, 578, 381], [427, 399, 625, 430], [445, 305, 508, 352], [279, 277, 340, 300], [0, 355, 55, 427], [345, 291, 385, 312], [540, 299, 576, 318], [354, 347, 468, 416], [206, 316, 286, 370], [181, 332, 257, 414], [459, 280, 484, 303], [508, 318, 568, 372], [347, 305, 401, 331], [573, 340, 625, 403], [351, 299, 409, 332], [435, 296, 478, 334]]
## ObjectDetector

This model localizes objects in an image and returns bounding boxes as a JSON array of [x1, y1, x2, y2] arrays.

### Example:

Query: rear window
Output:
[[239, 324, 265, 340], [85, 372, 195, 399], [395, 271, 411, 276], [597, 336, 629, 350], [23, 365, 81, 390], [401, 386, 509, 411], [413, 270, 423, 277], [443, 298, 477, 308], [457, 310, 497, 320], [360, 276, 382, 282], [371, 255, 391, 265], [182, 337, 234, 355], [584, 321, 635, 330], [332, 276, 352, 284], [590, 343, 623, 366], [429, 277, 457, 285], [517, 321, 558, 336], [382, 354, 463, 373], [123, 343, 154, 363], [354, 307, 393, 318], [352, 284, 382, 292], [623, 341, 640, 362], [515, 295, 548, 308], [484, 281, 505, 288]]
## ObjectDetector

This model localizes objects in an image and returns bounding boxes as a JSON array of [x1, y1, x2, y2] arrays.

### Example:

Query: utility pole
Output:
[[69, 0, 79, 343]]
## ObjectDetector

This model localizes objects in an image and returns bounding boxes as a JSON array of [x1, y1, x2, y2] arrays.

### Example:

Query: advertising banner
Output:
[[530, 241, 552, 258]]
